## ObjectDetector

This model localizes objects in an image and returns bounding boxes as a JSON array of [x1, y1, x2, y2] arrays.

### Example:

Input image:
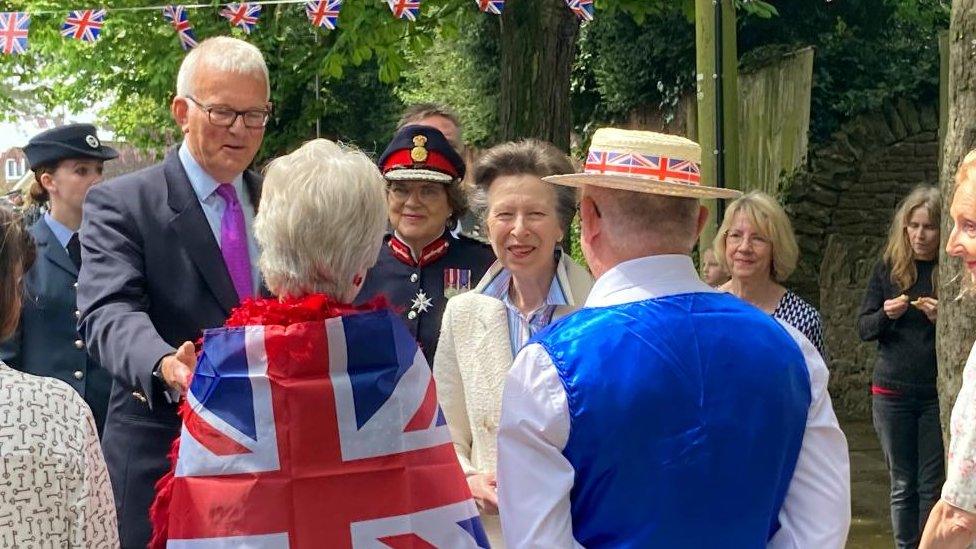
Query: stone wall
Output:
[[785, 99, 940, 415]]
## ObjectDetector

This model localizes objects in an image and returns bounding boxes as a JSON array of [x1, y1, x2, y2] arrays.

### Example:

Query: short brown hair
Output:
[[472, 139, 577, 231], [0, 204, 35, 340], [397, 103, 462, 132]]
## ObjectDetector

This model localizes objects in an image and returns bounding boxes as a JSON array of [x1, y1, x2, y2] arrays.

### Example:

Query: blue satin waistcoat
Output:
[[533, 292, 811, 548]]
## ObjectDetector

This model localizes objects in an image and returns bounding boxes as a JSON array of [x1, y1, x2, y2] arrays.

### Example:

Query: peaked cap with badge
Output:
[[23, 123, 119, 169], [378, 124, 466, 184], [356, 124, 494, 365], [0, 122, 120, 439], [544, 127, 742, 200]]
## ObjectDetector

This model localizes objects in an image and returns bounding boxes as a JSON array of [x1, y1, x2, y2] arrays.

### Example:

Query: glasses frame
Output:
[[185, 95, 272, 129]]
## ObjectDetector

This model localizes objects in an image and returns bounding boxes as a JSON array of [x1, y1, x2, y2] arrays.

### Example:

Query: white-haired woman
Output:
[[859, 185, 943, 549], [149, 139, 488, 546], [714, 191, 826, 358], [433, 139, 594, 547], [920, 159, 976, 548]]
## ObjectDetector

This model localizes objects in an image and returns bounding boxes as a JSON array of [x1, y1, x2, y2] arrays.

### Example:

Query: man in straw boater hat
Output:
[[495, 128, 851, 547]]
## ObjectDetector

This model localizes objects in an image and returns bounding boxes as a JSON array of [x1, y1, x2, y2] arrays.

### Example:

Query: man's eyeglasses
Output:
[[185, 95, 272, 129]]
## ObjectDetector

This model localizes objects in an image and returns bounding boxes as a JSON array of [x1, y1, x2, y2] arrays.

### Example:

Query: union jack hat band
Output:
[[544, 128, 742, 200]]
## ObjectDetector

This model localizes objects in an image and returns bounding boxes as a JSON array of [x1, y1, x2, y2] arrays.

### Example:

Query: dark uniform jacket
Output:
[[77, 149, 262, 548], [0, 217, 113, 434], [357, 231, 494, 364]]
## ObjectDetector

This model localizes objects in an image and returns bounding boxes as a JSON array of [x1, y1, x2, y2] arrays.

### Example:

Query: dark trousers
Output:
[[872, 394, 946, 549]]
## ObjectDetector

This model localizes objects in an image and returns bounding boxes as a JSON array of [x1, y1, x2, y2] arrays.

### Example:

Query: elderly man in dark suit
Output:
[[77, 36, 272, 548]]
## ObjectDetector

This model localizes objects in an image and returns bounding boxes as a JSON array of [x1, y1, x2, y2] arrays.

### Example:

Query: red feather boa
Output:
[[147, 293, 388, 549]]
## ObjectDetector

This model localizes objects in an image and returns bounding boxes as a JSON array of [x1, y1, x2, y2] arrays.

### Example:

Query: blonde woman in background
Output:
[[714, 191, 826, 358], [859, 185, 943, 549], [921, 155, 976, 549]]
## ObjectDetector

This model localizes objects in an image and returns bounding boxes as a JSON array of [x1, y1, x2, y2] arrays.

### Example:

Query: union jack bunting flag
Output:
[[220, 3, 261, 34], [585, 149, 702, 185], [566, 0, 594, 22], [155, 310, 489, 547], [305, 0, 342, 30], [475, 0, 505, 15], [162, 5, 197, 51], [388, 0, 421, 21], [0, 12, 29, 55], [61, 10, 105, 42]]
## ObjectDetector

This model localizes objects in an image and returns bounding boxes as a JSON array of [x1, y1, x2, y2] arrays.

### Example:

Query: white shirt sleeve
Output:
[[497, 343, 583, 549], [768, 323, 851, 549]]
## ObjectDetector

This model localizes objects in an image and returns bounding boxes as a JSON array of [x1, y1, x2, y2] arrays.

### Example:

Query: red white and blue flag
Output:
[[157, 309, 488, 547], [221, 3, 262, 34], [162, 5, 198, 51], [566, 0, 594, 22], [388, 0, 421, 21], [306, 0, 342, 30], [475, 0, 504, 15], [61, 10, 105, 42], [585, 149, 702, 185], [0, 12, 29, 55]]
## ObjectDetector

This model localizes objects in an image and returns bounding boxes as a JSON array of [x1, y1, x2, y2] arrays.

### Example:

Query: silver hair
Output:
[[176, 37, 270, 99], [255, 139, 388, 302]]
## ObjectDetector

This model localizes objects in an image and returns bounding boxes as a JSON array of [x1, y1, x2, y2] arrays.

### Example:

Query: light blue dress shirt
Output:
[[43, 212, 75, 250], [178, 143, 261, 295], [481, 267, 567, 356]]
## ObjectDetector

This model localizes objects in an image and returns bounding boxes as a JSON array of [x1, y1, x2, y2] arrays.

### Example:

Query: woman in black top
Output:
[[858, 185, 943, 549]]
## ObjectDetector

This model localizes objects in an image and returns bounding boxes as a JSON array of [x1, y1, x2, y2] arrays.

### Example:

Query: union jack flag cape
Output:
[[149, 295, 488, 548], [0, 12, 29, 55], [388, 0, 421, 21], [475, 0, 504, 15], [566, 0, 594, 22], [162, 5, 198, 51], [306, 0, 342, 30], [221, 3, 262, 34], [61, 10, 105, 42]]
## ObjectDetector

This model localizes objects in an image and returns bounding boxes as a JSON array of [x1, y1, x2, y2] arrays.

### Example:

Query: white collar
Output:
[[584, 254, 716, 308]]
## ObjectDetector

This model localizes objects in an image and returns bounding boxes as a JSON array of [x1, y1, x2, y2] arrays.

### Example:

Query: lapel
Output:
[[472, 296, 514, 362], [242, 169, 271, 298], [164, 149, 239, 315], [31, 218, 77, 277]]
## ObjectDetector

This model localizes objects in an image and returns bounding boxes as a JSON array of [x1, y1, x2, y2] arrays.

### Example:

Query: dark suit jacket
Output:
[[77, 149, 262, 548], [0, 218, 112, 434]]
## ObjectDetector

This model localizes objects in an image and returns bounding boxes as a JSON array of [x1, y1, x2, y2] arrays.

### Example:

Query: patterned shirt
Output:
[[943, 341, 976, 514], [773, 289, 827, 361], [481, 269, 568, 357], [0, 361, 118, 548]]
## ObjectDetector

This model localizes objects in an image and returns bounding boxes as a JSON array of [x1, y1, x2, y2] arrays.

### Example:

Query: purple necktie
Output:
[[215, 184, 254, 300]]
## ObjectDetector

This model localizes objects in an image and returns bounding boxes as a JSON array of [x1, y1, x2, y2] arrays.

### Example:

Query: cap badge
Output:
[[85, 135, 100, 149], [410, 135, 428, 163]]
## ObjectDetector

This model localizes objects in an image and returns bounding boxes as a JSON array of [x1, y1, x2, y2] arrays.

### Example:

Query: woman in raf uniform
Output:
[[0, 123, 118, 435], [356, 125, 494, 364]]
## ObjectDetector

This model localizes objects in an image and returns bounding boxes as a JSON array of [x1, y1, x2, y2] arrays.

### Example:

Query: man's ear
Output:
[[694, 205, 710, 238], [579, 195, 601, 246], [171, 96, 190, 135]]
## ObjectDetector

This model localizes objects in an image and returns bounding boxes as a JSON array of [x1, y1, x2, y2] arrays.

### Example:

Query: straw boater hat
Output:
[[544, 128, 742, 200]]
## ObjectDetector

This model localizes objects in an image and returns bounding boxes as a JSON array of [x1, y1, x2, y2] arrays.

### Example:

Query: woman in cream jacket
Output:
[[434, 140, 594, 547]]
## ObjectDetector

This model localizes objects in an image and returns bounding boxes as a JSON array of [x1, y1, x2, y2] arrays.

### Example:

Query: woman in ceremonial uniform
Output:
[[356, 125, 494, 364], [0, 124, 118, 435]]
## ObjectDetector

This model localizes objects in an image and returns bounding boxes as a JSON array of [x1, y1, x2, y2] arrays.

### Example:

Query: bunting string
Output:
[[0, 0, 594, 55]]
